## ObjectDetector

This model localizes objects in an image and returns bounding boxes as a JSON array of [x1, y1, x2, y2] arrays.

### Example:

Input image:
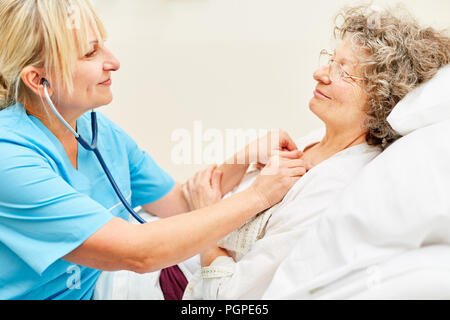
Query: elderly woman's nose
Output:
[[313, 64, 331, 84]]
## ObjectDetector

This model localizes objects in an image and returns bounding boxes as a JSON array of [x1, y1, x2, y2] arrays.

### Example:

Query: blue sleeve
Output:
[[107, 117, 176, 208], [0, 142, 114, 276]]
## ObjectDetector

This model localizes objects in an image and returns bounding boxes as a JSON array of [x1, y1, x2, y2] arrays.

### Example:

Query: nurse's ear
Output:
[[20, 66, 54, 98]]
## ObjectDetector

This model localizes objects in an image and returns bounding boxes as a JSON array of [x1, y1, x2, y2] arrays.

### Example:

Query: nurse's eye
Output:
[[84, 43, 101, 58], [84, 49, 97, 58]]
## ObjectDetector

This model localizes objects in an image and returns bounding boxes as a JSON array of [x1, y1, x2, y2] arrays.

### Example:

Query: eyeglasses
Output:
[[319, 49, 364, 83]]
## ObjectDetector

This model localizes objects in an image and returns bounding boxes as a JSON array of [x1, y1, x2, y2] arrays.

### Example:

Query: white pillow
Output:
[[317, 118, 450, 281], [387, 64, 450, 135]]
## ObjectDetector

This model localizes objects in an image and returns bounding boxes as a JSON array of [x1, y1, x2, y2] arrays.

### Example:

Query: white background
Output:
[[92, 0, 450, 181]]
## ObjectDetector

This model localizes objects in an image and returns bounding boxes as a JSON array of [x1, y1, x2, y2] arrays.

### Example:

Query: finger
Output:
[[279, 131, 298, 152], [211, 170, 223, 190], [206, 164, 217, 176], [205, 164, 218, 184], [193, 171, 202, 185], [196, 164, 216, 185], [181, 184, 193, 208], [187, 178, 195, 192], [289, 176, 301, 185], [283, 158, 307, 168], [279, 150, 303, 159], [288, 166, 307, 177], [181, 183, 188, 198]]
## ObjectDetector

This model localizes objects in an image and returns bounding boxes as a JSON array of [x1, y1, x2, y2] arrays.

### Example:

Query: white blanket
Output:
[[183, 129, 381, 299]]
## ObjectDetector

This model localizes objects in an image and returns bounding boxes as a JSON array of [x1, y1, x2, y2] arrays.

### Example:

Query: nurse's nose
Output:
[[103, 46, 120, 72]]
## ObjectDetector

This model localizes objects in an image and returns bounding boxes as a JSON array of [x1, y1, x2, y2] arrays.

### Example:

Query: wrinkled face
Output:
[[309, 37, 368, 132], [52, 28, 120, 117]]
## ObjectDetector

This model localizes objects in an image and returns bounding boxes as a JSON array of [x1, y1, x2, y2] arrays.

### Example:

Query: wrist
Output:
[[200, 246, 229, 267], [218, 161, 249, 196], [227, 145, 253, 165], [245, 186, 271, 213]]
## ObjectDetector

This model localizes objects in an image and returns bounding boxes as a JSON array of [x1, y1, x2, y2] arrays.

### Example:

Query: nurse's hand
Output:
[[182, 164, 224, 211], [249, 151, 307, 208], [241, 129, 299, 165]]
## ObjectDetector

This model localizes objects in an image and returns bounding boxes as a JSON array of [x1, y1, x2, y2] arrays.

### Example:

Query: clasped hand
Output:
[[182, 129, 309, 211]]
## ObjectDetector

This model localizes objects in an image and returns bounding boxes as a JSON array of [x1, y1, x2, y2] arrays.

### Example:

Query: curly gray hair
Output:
[[334, 5, 450, 149]]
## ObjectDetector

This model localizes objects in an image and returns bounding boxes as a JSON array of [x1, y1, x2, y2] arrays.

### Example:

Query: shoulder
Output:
[[0, 104, 28, 135], [0, 104, 49, 154], [338, 143, 381, 169], [317, 143, 381, 184]]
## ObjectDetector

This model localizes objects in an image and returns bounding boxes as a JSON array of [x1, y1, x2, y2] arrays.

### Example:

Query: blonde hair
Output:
[[334, 4, 450, 149], [0, 0, 107, 111]]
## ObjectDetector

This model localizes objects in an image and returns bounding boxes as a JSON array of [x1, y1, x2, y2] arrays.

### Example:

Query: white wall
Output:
[[92, 0, 450, 181]]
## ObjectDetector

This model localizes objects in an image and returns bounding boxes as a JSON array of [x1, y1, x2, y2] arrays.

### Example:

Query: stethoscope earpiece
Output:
[[41, 78, 50, 87]]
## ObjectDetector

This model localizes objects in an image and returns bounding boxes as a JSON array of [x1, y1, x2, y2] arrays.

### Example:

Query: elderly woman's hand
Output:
[[182, 165, 224, 211], [242, 129, 299, 166]]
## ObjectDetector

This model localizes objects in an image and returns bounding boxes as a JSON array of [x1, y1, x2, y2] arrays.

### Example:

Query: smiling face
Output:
[[309, 37, 369, 134], [50, 28, 120, 119]]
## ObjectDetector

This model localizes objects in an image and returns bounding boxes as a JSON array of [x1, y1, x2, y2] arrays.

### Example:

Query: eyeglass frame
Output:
[[319, 49, 364, 83]]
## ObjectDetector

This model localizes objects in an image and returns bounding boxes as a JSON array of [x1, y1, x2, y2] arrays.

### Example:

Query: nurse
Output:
[[0, 0, 307, 300]]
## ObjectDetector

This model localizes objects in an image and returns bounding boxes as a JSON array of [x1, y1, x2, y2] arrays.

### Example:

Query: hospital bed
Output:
[[95, 65, 450, 300]]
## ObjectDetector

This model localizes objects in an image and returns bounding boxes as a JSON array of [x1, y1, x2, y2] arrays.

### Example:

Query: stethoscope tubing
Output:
[[42, 79, 146, 224]]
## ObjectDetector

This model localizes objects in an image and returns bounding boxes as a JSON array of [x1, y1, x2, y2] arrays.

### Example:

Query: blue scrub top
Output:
[[0, 103, 175, 300]]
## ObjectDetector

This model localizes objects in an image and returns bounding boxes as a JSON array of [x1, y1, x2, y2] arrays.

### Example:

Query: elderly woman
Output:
[[0, 0, 309, 300], [182, 5, 450, 300]]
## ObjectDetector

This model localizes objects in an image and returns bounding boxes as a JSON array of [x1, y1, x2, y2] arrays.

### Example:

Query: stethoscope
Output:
[[41, 78, 146, 224]]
